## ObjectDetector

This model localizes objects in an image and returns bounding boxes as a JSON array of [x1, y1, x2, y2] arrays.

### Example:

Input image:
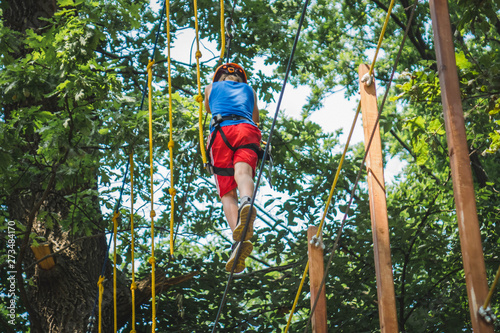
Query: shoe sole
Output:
[[225, 241, 253, 273], [233, 204, 256, 242]]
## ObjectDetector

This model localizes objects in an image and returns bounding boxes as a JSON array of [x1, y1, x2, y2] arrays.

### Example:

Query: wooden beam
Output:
[[358, 64, 398, 333], [429, 0, 493, 331], [307, 226, 327, 333]]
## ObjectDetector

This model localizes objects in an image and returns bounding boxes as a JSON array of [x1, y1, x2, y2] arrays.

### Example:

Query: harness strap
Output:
[[206, 114, 267, 176]]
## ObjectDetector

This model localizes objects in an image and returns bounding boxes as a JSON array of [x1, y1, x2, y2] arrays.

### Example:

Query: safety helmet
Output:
[[213, 63, 247, 83]]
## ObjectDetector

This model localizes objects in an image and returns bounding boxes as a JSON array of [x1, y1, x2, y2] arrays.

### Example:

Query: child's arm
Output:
[[204, 84, 212, 114]]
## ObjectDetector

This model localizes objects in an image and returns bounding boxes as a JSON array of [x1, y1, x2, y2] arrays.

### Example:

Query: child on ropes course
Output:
[[204, 63, 260, 273]]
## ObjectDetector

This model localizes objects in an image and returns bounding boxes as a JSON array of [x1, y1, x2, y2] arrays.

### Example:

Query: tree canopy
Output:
[[1, 0, 499, 332]]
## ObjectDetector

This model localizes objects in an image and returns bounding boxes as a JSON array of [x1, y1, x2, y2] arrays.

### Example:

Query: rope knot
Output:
[[169, 187, 176, 196], [168, 140, 175, 149], [150, 210, 156, 218], [195, 50, 202, 59], [97, 275, 105, 286], [195, 94, 204, 103], [147, 59, 155, 71], [130, 282, 137, 291], [148, 256, 156, 265], [112, 211, 120, 223]]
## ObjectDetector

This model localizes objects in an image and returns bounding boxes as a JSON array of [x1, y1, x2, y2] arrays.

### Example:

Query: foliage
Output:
[[1, 0, 500, 332]]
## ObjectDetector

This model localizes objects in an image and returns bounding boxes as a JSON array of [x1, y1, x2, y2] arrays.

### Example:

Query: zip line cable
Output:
[[304, 1, 418, 331], [210, 0, 310, 331], [283, 0, 397, 330]]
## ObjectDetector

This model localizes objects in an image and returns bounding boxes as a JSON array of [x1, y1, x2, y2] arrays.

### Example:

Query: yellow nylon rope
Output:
[[193, 0, 207, 165], [484, 264, 500, 309], [283, 1, 396, 331], [112, 211, 120, 333], [147, 59, 157, 332], [130, 152, 137, 333], [219, 0, 225, 60], [166, 0, 176, 257], [97, 275, 105, 333]]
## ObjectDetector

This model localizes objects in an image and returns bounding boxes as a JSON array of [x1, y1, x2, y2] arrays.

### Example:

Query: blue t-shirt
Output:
[[209, 81, 256, 133]]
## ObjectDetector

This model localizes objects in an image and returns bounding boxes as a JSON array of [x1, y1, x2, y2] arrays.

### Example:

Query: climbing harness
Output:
[[205, 114, 271, 176]]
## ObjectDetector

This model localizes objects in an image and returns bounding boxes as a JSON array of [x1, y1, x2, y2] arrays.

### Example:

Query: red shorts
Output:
[[208, 123, 262, 198]]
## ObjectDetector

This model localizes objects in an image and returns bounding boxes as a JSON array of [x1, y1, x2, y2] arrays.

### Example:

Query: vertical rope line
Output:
[[130, 152, 137, 333], [97, 275, 105, 333], [484, 265, 500, 309], [193, 0, 207, 165], [112, 212, 119, 333], [220, 0, 226, 60], [166, 0, 176, 258], [146, 59, 157, 332]]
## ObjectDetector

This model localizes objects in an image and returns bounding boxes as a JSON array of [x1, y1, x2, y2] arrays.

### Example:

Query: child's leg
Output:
[[221, 188, 238, 231], [234, 161, 254, 198]]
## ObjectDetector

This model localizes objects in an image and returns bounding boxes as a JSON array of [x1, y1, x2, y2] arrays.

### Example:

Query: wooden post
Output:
[[358, 64, 398, 333], [429, 1, 493, 331], [307, 226, 327, 333]]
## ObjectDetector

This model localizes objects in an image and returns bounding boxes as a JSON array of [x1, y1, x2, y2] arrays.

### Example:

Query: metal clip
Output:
[[309, 235, 325, 249], [361, 73, 374, 86], [479, 305, 497, 323]]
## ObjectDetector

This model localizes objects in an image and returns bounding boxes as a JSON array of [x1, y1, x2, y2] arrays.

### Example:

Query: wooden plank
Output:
[[429, 0, 493, 331], [307, 226, 327, 333], [358, 64, 398, 333]]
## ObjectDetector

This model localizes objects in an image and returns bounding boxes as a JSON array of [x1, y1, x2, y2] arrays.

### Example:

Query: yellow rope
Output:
[[97, 275, 105, 333], [283, 1, 396, 331], [219, 0, 225, 60], [112, 211, 120, 333], [484, 265, 500, 309], [193, 0, 207, 165], [129, 152, 137, 333], [147, 58, 157, 332], [166, 0, 176, 257]]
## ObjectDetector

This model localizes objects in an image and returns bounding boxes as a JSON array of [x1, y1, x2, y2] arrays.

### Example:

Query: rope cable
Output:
[[166, 0, 176, 258], [284, 0, 398, 330], [304, 2, 417, 331], [112, 211, 119, 333], [147, 58, 158, 332], [129, 152, 137, 333], [193, 0, 208, 166], [219, 0, 226, 61], [483, 264, 500, 309], [210, 0, 311, 331], [97, 275, 105, 333]]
